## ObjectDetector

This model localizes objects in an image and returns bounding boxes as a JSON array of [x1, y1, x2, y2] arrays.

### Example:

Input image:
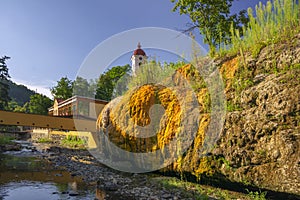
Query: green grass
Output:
[[246, 189, 267, 200], [152, 176, 252, 200], [0, 135, 14, 145], [219, 0, 300, 57], [37, 138, 52, 143], [61, 135, 86, 149], [226, 101, 242, 112]]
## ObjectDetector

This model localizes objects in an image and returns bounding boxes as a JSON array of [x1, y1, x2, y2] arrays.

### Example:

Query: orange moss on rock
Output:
[[171, 113, 211, 175], [219, 57, 239, 93], [129, 84, 156, 127], [97, 64, 213, 175]]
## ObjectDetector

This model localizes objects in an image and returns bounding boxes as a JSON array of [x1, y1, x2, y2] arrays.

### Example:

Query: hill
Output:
[[7, 80, 36, 106]]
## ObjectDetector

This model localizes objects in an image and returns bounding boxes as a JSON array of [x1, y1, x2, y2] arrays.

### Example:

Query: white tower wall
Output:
[[131, 42, 147, 76]]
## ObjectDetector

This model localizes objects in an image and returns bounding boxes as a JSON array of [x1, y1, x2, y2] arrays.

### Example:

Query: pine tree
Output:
[[0, 56, 11, 110]]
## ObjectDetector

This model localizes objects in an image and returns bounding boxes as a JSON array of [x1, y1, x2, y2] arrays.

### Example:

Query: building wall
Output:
[[53, 99, 59, 116], [89, 102, 106, 119], [131, 55, 147, 75]]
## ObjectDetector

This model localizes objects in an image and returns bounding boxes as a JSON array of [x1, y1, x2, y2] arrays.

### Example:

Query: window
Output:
[[139, 56, 143, 60]]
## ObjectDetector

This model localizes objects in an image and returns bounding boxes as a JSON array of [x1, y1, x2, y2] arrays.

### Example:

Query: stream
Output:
[[0, 140, 105, 200]]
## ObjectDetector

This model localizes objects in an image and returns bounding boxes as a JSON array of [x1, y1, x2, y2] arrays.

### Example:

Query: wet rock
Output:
[[54, 173, 63, 177], [1, 143, 22, 151], [69, 191, 79, 196], [103, 183, 119, 191], [161, 193, 173, 199], [70, 172, 78, 177]]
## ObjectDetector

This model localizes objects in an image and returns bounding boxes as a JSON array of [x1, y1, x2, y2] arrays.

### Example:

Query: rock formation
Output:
[[96, 34, 300, 195]]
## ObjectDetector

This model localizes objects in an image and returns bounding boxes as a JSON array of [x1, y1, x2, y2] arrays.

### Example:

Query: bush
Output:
[[0, 135, 13, 145], [37, 138, 52, 143], [219, 0, 300, 57], [61, 135, 86, 149]]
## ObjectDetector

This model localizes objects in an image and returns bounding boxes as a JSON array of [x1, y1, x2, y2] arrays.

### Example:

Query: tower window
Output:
[[139, 56, 143, 60], [139, 62, 142, 66]]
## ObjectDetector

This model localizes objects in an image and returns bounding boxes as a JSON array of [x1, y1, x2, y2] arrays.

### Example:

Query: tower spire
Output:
[[131, 42, 147, 76]]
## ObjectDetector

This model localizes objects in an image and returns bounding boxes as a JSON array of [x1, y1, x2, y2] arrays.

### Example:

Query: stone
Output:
[[69, 191, 79, 196]]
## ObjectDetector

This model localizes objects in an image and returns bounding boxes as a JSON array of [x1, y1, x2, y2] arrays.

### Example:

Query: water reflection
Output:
[[0, 153, 94, 200]]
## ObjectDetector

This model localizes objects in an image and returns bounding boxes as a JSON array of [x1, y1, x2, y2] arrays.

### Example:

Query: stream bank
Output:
[[2, 139, 298, 199]]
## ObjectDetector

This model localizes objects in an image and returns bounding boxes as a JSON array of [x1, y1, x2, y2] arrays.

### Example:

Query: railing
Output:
[[0, 110, 96, 132]]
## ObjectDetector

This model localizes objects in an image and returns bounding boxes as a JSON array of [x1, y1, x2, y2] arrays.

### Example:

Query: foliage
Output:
[[95, 64, 131, 101], [73, 76, 96, 98], [220, 0, 300, 57], [226, 100, 241, 112], [6, 80, 35, 106], [37, 138, 52, 143], [0, 56, 11, 110], [112, 60, 189, 98], [4, 80, 36, 111], [171, 0, 249, 56], [246, 189, 267, 200], [61, 135, 86, 149], [6, 100, 19, 111], [128, 61, 173, 89], [27, 94, 53, 115], [13, 102, 29, 113], [164, 60, 187, 70], [50, 76, 73, 100], [0, 135, 13, 145]]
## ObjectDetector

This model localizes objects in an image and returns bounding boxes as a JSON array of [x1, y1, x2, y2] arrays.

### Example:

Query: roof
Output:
[[133, 42, 146, 56], [55, 98, 65, 103]]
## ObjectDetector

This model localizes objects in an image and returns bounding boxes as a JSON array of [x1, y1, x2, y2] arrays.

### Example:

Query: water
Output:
[[0, 141, 105, 200]]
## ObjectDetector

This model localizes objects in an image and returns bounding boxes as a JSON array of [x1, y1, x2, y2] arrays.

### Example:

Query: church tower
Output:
[[131, 42, 147, 76]]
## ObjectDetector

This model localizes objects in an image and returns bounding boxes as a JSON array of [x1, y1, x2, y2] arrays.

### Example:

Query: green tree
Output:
[[96, 64, 131, 101], [7, 100, 19, 111], [171, 0, 249, 55], [14, 102, 29, 113], [50, 76, 73, 99], [27, 94, 53, 115], [87, 78, 97, 97], [73, 76, 96, 97], [0, 56, 11, 110]]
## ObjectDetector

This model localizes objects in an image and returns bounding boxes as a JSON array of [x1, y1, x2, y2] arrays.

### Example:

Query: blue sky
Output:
[[0, 0, 266, 98]]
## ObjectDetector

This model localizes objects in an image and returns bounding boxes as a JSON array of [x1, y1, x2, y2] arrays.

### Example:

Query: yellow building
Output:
[[48, 95, 108, 120]]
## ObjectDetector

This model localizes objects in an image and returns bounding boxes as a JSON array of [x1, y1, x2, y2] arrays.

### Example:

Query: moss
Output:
[[194, 156, 215, 178], [219, 57, 239, 93], [97, 63, 217, 175]]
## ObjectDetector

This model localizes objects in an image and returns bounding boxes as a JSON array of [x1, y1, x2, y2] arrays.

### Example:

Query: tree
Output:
[[73, 76, 96, 98], [14, 103, 29, 113], [27, 94, 53, 115], [171, 0, 249, 55], [0, 56, 11, 110], [96, 64, 131, 101], [50, 76, 73, 100], [7, 100, 19, 111]]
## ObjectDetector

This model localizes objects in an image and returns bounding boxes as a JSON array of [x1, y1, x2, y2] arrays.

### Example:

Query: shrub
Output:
[[219, 0, 300, 57]]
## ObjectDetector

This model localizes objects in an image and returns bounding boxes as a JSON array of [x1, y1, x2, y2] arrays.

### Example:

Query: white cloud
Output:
[[11, 78, 54, 99]]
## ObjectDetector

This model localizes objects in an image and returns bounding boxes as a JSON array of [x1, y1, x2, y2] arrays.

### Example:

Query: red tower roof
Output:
[[133, 42, 146, 56]]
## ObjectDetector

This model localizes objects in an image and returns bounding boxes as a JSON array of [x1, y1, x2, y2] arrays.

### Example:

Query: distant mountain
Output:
[[7, 80, 36, 106]]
